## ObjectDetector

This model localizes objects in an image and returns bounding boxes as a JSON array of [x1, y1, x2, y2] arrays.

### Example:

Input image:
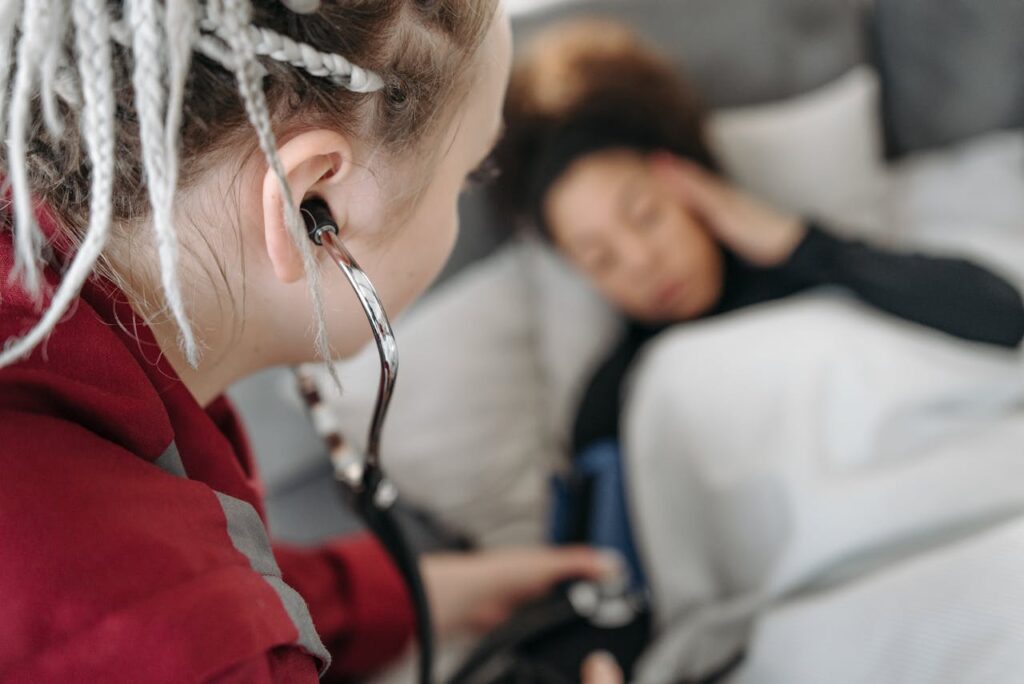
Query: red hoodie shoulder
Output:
[[1, 234, 412, 682], [0, 244, 326, 681], [0, 409, 321, 682], [0, 280, 175, 460]]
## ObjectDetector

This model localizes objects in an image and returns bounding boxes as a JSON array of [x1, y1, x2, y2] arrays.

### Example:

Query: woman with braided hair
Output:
[[0, 2, 623, 682]]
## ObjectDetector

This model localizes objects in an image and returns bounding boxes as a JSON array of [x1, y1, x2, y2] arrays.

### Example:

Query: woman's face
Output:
[[545, 149, 724, 323]]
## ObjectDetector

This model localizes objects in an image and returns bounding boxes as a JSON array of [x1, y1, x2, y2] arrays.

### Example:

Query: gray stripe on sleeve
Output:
[[154, 442, 187, 478], [214, 492, 332, 675]]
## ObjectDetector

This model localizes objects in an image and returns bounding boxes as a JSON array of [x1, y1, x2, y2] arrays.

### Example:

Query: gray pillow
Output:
[[872, 0, 1024, 156]]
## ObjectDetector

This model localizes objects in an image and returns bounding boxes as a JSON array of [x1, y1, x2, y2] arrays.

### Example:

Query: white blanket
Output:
[[629, 132, 1024, 683]]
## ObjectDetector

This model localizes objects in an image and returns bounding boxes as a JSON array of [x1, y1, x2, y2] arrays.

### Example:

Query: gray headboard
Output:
[[871, 0, 1024, 157], [510, 0, 865, 108]]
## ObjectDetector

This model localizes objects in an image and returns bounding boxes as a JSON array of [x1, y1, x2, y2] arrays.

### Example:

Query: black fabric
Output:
[[572, 223, 1024, 452], [504, 608, 651, 684]]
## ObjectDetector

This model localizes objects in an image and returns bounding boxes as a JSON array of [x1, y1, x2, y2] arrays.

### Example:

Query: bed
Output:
[[229, 1, 1024, 681]]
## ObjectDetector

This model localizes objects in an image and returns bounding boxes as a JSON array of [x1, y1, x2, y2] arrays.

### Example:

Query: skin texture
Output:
[[546, 149, 805, 323]]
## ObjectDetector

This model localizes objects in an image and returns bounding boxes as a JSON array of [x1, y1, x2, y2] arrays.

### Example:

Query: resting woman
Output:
[[496, 20, 1024, 472], [0, 3, 623, 683]]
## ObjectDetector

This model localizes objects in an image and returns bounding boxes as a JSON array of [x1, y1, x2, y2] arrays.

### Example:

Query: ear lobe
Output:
[[262, 130, 354, 284]]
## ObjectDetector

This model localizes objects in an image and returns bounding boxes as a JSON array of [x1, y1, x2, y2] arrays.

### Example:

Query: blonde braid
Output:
[[1, 0, 116, 366], [6, 0, 52, 296], [209, 0, 338, 376], [39, 0, 70, 137], [127, 0, 200, 365], [242, 23, 384, 92], [0, 0, 23, 148]]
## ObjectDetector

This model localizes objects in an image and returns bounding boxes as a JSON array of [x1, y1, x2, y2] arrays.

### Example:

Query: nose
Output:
[[618, 233, 658, 278]]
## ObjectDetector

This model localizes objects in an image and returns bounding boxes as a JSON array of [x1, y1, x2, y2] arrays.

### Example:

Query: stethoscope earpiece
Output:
[[300, 198, 340, 246], [297, 197, 434, 684]]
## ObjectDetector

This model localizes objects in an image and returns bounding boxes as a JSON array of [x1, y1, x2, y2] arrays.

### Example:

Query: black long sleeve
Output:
[[784, 225, 1024, 349]]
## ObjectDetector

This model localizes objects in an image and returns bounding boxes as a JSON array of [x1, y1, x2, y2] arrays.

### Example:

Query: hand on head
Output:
[[650, 152, 806, 267]]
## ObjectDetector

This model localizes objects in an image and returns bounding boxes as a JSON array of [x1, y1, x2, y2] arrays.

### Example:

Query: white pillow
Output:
[[705, 66, 889, 241], [520, 237, 623, 449], [309, 243, 550, 547], [885, 130, 1024, 290]]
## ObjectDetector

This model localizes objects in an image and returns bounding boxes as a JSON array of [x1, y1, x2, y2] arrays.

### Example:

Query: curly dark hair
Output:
[[491, 17, 716, 233]]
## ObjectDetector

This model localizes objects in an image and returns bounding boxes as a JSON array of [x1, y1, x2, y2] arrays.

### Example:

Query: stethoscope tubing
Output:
[[299, 198, 434, 684]]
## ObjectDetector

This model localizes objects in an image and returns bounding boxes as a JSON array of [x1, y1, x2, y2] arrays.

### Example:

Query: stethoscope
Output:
[[296, 198, 436, 684], [295, 198, 646, 684]]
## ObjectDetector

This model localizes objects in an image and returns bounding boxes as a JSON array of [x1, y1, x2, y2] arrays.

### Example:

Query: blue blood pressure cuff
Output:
[[550, 439, 647, 591]]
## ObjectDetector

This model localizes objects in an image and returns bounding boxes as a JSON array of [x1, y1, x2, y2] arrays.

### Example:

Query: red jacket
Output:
[[0, 227, 414, 682]]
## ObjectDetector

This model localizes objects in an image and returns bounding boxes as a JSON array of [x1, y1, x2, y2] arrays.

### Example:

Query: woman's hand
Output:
[[420, 545, 616, 638], [650, 152, 806, 267]]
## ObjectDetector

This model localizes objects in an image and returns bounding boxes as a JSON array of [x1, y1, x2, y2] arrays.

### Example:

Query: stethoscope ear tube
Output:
[[349, 468, 435, 684], [299, 198, 434, 684]]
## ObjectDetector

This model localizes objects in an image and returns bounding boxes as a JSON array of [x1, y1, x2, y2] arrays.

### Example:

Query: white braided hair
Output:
[[0, 0, 385, 369]]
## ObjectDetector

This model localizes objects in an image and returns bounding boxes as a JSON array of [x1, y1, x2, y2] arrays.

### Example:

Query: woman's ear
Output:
[[262, 130, 354, 283]]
